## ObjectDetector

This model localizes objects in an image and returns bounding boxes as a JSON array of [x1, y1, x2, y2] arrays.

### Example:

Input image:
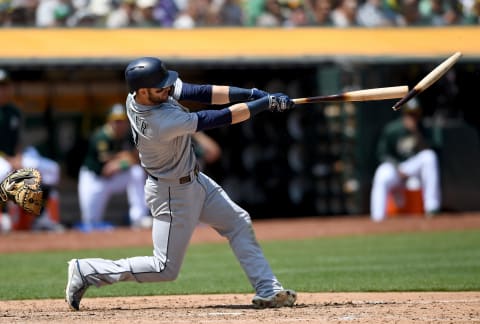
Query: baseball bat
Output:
[[292, 86, 409, 104], [392, 52, 462, 111]]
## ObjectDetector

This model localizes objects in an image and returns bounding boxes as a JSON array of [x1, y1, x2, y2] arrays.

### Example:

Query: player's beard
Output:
[[147, 89, 168, 104]]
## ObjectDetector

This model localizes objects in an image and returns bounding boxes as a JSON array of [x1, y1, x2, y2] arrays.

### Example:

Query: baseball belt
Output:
[[148, 164, 199, 184]]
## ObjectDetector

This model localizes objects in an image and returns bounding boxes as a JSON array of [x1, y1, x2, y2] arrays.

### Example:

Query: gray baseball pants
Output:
[[76, 172, 284, 297]]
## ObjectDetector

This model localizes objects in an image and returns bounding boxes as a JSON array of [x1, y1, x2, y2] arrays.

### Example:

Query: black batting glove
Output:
[[268, 93, 295, 112]]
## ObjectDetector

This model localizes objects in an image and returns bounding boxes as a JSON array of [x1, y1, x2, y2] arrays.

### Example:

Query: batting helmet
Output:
[[124, 57, 178, 93]]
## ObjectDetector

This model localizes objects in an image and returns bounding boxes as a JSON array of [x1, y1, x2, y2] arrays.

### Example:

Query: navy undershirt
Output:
[[195, 108, 232, 131], [180, 83, 212, 103]]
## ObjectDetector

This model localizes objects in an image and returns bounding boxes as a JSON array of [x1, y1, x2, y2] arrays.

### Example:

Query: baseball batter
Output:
[[66, 57, 297, 310]]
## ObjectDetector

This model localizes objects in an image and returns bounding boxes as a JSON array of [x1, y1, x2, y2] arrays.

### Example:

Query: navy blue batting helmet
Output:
[[125, 57, 178, 93]]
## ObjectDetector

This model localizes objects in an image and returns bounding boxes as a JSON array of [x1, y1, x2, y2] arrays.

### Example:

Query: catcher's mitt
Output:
[[0, 168, 43, 216]]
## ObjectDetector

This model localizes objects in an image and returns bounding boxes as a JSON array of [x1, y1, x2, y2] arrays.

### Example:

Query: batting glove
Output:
[[268, 93, 295, 112]]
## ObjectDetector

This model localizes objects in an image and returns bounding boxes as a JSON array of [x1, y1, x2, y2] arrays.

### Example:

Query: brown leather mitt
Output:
[[0, 168, 43, 216]]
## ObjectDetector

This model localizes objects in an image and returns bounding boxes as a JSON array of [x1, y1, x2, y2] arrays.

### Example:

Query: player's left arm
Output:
[[172, 78, 268, 105], [102, 149, 139, 177]]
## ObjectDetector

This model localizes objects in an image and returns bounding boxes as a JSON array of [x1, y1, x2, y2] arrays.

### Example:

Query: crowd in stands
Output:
[[0, 0, 478, 28]]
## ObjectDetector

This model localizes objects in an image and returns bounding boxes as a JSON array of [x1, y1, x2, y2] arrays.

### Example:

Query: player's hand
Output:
[[249, 88, 269, 100], [102, 160, 122, 177], [398, 169, 408, 181], [268, 93, 294, 112]]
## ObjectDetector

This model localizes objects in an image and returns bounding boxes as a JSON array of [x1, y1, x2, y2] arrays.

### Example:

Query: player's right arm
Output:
[[172, 78, 268, 105], [195, 94, 293, 131], [153, 94, 294, 141]]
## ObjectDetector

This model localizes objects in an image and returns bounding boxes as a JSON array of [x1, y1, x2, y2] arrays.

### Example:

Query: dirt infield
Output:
[[1, 213, 480, 323], [1, 292, 479, 323]]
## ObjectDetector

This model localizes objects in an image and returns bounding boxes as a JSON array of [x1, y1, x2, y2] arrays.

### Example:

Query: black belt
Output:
[[148, 165, 199, 184]]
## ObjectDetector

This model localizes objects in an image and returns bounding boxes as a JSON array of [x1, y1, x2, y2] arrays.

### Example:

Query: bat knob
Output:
[[391, 103, 402, 111]]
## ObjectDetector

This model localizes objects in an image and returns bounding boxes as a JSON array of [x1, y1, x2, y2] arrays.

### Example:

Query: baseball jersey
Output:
[[82, 124, 135, 176], [0, 103, 22, 156], [376, 118, 434, 164], [125, 93, 198, 180]]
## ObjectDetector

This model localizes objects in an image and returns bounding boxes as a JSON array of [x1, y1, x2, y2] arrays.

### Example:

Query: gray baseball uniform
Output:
[[74, 90, 285, 297]]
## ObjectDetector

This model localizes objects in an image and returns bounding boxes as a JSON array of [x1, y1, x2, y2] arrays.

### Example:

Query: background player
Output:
[[66, 57, 297, 310], [0, 69, 62, 232], [77, 103, 151, 231], [370, 98, 441, 221]]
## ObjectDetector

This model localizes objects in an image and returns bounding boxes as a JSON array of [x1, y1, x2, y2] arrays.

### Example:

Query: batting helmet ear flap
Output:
[[125, 57, 178, 93]]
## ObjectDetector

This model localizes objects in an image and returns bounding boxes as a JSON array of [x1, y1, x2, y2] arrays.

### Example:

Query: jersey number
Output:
[[131, 118, 147, 147]]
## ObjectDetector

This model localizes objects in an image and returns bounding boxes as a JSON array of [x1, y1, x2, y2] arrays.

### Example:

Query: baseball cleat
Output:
[[252, 289, 297, 309], [65, 259, 89, 311]]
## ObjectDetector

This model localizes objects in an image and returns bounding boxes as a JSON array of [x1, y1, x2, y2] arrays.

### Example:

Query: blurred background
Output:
[[1, 0, 480, 227]]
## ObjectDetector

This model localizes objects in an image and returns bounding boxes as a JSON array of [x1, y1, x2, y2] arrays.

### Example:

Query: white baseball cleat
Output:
[[252, 289, 297, 309], [65, 259, 89, 311]]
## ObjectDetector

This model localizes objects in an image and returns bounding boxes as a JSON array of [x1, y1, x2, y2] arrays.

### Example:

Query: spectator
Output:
[[5, 0, 37, 26], [67, 7, 101, 26], [284, 4, 310, 26], [152, 0, 177, 26], [0, 1, 7, 25], [172, 0, 216, 27], [36, 0, 60, 27], [397, 0, 430, 25], [194, 0, 219, 26], [0, 0, 478, 27], [0, 69, 63, 232], [331, 0, 358, 27], [77, 103, 151, 232], [217, 0, 244, 26], [74, 0, 110, 26], [307, 0, 333, 25], [420, 0, 462, 25], [461, 0, 480, 24], [356, 0, 396, 27], [370, 98, 441, 222], [173, 0, 188, 11], [473, 0, 480, 23], [172, 0, 198, 28], [256, 0, 285, 26], [105, 0, 137, 28], [135, 0, 158, 26], [242, 0, 265, 26], [52, 0, 74, 26]]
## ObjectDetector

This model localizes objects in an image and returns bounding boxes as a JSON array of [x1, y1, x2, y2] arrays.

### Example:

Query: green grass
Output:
[[0, 230, 479, 300]]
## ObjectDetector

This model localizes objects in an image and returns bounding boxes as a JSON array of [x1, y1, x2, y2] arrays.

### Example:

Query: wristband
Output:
[[119, 160, 130, 170], [246, 96, 269, 116], [228, 87, 252, 102]]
